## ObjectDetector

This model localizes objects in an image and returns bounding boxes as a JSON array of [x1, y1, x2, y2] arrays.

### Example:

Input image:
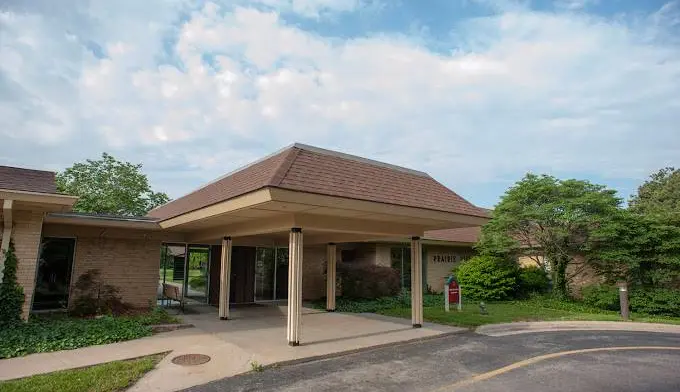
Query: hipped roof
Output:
[[148, 144, 489, 221]]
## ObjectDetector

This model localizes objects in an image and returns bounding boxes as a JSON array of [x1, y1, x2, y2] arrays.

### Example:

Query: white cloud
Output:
[[555, 0, 598, 11], [1, 0, 679, 205], [249, 0, 362, 17]]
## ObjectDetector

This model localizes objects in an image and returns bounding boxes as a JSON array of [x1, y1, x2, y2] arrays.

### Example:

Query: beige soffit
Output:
[[0, 188, 77, 208], [44, 213, 161, 230], [158, 188, 272, 229]]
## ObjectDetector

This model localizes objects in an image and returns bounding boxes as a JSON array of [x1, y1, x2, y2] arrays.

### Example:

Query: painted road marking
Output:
[[432, 346, 680, 391]]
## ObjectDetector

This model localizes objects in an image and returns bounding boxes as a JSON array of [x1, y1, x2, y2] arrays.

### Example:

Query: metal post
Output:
[[618, 281, 630, 321], [458, 286, 462, 312], [444, 281, 450, 312]]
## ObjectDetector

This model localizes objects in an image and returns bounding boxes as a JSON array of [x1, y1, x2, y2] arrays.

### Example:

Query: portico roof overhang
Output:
[[160, 187, 488, 245]]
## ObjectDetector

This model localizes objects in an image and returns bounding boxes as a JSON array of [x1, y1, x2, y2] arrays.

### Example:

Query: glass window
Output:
[[390, 246, 411, 290]]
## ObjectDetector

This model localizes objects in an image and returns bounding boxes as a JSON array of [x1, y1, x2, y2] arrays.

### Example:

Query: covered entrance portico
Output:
[[148, 144, 489, 346], [155, 189, 485, 346]]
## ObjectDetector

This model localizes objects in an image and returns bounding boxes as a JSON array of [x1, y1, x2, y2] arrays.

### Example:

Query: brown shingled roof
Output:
[[424, 226, 481, 244], [0, 165, 58, 194], [148, 144, 488, 221]]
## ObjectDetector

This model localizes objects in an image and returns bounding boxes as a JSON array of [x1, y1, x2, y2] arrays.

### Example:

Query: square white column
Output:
[[287, 228, 303, 346], [219, 236, 232, 320], [326, 243, 337, 311], [411, 236, 423, 327]]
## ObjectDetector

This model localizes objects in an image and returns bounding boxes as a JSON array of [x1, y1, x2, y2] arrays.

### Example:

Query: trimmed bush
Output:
[[517, 266, 550, 296], [0, 242, 25, 327], [455, 256, 518, 301], [630, 288, 680, 317], [581, 285, 680, 317], [337, 263, 400, 299], [581, 284, 620, 311]]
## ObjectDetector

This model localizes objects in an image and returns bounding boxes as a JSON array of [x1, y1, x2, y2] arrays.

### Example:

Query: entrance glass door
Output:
[[33, 237, 76, 311], [185, 246, 210, 303], [254, 247, 289, 302], [255, 248, 275, 301]]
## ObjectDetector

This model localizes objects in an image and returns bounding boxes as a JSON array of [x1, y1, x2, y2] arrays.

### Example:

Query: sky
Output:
[[1, 0, 679, 208]]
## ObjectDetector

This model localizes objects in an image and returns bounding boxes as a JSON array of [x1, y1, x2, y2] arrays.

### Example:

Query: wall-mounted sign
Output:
[[429, 253, 472, 264], [431, 253, 457, 263]]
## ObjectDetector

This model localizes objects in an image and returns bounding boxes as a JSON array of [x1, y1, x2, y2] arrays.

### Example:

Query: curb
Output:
[[151, 323, 195, 334], [256, 329, 469, 373], [475, 321, 680, 337]]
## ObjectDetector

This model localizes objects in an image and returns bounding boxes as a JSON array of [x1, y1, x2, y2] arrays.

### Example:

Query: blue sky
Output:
[[1, 0, 679, 208]]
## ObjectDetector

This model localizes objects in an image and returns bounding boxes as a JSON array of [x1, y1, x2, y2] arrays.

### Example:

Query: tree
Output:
[[56, 153, 170, 216], [477, 174, 621, 299], [588, 207, 680, 288], [0, 242, 25, 326], [629, 167, 680, 217]]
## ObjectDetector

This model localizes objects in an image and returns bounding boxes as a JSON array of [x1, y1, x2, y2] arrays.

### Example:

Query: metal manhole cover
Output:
[[171, 354, 211, 366]]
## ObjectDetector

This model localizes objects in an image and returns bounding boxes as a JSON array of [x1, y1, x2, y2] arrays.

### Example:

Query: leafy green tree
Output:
[[56, 153, 170, 216], [587, 209, 680, 288], [477, 174, 620, 299], [0, 242, 25, 327], [629, 167, 680, 217]]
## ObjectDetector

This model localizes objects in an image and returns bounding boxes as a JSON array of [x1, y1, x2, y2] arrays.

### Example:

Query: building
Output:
[[0, 143, 488, 345]]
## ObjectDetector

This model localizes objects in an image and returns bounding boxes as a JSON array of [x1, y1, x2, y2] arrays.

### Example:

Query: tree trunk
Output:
[[550, 256, 570, 299]]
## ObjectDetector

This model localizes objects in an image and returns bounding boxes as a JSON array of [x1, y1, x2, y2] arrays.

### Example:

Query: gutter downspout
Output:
[[1, 199, 13, 281]]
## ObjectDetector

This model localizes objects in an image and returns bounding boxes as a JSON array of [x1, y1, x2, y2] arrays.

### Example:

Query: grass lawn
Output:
[[377, 303, 680, 328], [315, 295, 680, 328], [0, 353, 165, 392], [160, 268, 202, 283]]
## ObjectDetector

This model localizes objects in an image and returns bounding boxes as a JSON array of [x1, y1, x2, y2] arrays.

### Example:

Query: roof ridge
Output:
[[148, 144, 298, 214], [291, 143, 430, 178], [268, 146, 301, 186]]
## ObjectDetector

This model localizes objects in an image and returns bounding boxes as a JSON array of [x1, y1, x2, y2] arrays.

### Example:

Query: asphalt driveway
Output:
[[183, 330, 680, 392]]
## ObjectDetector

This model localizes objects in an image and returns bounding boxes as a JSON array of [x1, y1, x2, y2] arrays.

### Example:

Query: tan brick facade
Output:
[[425, 245, 474, 293], [43, 224, 168, 309], [70, 237, 161, 308], [302, 245, 326, 300], [4, 209, 45, 318]]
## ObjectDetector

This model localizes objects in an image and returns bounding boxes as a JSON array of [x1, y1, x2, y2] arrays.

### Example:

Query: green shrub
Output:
[[455, 256, 518, 301], [338, 263, 400, 299], [0, 242, 25, 327], [581, 284, 620, 311], [313, 291, 443, 313], [517, 266, 550, 296], [630, 288, 680, 317]]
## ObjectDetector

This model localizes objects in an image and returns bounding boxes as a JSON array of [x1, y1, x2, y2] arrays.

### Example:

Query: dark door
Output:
[[208, 246, 256, 305], [33, 237, 76, 311], [208, 245, 221, 306], [231, 247, 255, 303]]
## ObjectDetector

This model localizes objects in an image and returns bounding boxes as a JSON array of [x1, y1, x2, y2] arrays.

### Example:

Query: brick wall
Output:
[[302, 245, 326, 300], [568, 255, 603, 297], [70, 236, 161, 308], [42, 224, 168, 309], [375, 244, 392, 267], [11, 209, 45, 318], [425, 245, 475, 293]]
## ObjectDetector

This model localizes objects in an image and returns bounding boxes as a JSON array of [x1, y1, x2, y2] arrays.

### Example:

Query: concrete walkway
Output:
[[0, 306, 463, 392], [476, 321, 680, 337]]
